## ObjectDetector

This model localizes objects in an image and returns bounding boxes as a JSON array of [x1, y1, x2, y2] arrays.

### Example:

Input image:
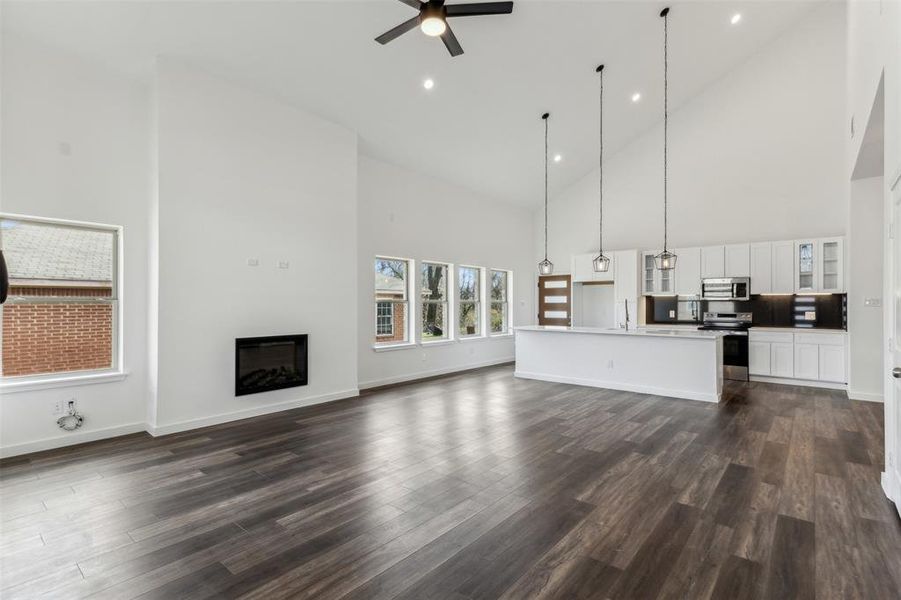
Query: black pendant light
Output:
[[654, 7, 677, 271], [593, 65, 611, 273], [538, 112, 554, 275]]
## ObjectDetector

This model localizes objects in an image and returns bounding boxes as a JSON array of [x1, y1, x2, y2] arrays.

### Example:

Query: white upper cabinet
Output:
[[700, 246, 725, 279], [571, 253, 615, 283], [642, 251, 675, 295], [749, 243, 772, 295], [674, 247, 701, 296], [794, 240, 817, 293], [772, 240, 795, 294], [724, 244, 751, 278], [818, 237, 844, 293]]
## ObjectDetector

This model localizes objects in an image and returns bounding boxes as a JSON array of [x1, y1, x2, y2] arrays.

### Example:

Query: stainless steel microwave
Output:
[[700, 277, 750, 301]]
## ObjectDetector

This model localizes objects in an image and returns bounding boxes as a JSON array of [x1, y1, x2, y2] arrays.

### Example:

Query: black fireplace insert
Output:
[[235, 334, 308, 396]]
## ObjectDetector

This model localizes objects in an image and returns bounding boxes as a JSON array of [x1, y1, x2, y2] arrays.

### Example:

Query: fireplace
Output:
[[235, 334, 308, 396]]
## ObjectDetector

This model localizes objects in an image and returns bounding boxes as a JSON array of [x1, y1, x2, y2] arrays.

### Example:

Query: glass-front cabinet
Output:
[[642, 251, 675, 295], [794, 240, 817, 293], [818, 237, 844, 293]]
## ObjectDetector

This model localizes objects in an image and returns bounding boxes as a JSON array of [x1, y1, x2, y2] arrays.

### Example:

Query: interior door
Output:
[[538, 274, 572, 326], [889, 179, 901, 505]]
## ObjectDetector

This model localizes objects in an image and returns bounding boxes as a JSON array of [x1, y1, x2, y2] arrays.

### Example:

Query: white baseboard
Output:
[[513, 370, 720, 403], [0, 422, 147, 459], [882, 468, 901, 518], [847, 389, 884, 403], [146, 388, 360, 437], [750, 375, 847, 391], [359, 357, 514, 390]]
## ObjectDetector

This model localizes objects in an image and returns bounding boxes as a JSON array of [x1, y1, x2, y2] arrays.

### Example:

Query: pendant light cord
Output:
[[543, 113, 549, 262], [662, 7, 669, 253], [598, 65, 604, 255]]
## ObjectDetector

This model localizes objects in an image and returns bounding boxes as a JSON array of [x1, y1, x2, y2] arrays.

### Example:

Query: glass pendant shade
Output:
[[538, 259, 554, 276], [654, 249, 677, 271], [592, 253, 611, 273]]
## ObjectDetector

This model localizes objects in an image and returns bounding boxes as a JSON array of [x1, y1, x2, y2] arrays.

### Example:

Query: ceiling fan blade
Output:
[[445, 2, 513, 17], [397, 0, 423, 8], [375, 15, 421, 45], [441, 25, 464, 57]]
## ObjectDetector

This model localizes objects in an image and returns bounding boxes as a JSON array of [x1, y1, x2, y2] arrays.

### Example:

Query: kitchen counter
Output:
[[514, 326, 723, 403], [750, 326, 847, 333], [516, 325, 724, 340]]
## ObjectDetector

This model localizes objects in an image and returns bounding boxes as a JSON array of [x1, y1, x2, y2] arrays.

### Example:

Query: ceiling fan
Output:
[[375, 0, 514, 57]]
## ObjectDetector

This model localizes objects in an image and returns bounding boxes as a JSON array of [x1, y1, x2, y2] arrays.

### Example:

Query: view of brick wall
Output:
[[2, 299, 113, 376], [376, 302, 407, 343]]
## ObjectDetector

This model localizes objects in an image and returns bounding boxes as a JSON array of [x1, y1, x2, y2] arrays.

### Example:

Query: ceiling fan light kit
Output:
[[375, 0, 514, 57]]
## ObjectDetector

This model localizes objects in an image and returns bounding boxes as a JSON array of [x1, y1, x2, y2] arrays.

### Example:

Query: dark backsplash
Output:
[[647, 294, 847, 330]]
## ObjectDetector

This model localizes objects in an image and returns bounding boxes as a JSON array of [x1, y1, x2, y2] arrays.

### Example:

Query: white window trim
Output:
[[0, 212, 125, 388], [457, 265, 484, 339], [419, 261, 453, 344], [489, 268, 513, 336], [373, 255, 414, 347]]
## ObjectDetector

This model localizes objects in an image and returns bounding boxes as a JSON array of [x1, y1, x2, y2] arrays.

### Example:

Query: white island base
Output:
[[515, 326, 724, 403]]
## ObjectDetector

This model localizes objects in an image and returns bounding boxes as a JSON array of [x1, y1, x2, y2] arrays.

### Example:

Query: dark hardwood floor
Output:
[[2, 365, 900, 599]]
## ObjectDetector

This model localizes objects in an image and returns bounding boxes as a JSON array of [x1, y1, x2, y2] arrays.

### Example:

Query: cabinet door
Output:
[[571, 254, 593, 283], [794, 240, 817, 293], [772, 241, 795, 294], [674, 247, 701, 296], [770, 342, 794, 378], [794, 343, 819, 380], [642, 252, 656, 295], [700, 246, 725, 279], [659, 263, 675, 295], [749, 341, 771, 376], [724, 244, 751, 278], [750, 243, 772, 295], [818, 344, 846, 383], [818, 237, 844, 293]]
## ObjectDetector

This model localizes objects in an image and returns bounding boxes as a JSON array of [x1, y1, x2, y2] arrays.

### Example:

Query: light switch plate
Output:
[[278, 260, 290, 269], [864, 297, 882, 307], [247, 258, 259, 267]]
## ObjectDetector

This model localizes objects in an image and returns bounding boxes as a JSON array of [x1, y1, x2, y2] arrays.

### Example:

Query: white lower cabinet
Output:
[[748, 330, 844, 384]]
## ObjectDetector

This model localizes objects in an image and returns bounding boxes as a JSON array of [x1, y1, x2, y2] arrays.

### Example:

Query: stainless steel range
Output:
[[698, 312, 752, 381]]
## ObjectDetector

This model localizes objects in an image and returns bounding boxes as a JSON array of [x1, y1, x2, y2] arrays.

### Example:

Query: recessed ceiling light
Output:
[[423, 78, 435, 90], [631, 92, 642, 103], [553, 154, 563, 163], [731, 13, 742, 25]]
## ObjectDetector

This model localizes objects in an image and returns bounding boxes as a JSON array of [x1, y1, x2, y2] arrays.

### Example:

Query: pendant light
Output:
[[654, 7, 677, 271], [593, 65, 611, 273], [538, 112, 554, 275]]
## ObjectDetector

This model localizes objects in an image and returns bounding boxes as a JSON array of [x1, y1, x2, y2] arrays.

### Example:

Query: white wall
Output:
[[357, 156, 533, 388], [0, 35, 151, 455], [149, 62, 359, 434], [848, 176, 884, 401], [535, 2, 848, 262]]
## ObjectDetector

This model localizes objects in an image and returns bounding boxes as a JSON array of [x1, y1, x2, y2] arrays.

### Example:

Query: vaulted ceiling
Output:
[[2, 0, 822, 206]]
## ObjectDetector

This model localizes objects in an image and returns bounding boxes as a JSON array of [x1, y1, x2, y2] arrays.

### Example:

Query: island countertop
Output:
[[515, 325, 724, 340]]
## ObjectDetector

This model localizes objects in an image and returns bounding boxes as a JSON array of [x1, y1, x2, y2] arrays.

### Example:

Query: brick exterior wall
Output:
[[375, 302, 407, 344], [2, 285, 113, 376]]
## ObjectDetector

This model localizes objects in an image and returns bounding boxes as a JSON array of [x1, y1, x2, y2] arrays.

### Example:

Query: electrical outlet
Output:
[[804, 311, 816, 321], [669, 310, 676, 319], [607, 360, 614, 369]]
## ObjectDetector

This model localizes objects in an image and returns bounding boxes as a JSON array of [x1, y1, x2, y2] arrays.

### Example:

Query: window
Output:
[[420, 262, 449, 341], [1, 215, 120, 378], [458, 266, 482, 337], [374, 257, 410, 345], [376, 302, 394, 337], [490, 269, 511, 334]]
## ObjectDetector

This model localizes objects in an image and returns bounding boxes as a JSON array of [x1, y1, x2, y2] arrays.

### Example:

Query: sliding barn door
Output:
[[538, 274, 572, 326]]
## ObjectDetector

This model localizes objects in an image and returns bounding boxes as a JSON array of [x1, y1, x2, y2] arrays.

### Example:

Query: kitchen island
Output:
[[514, 325, 724, 402]]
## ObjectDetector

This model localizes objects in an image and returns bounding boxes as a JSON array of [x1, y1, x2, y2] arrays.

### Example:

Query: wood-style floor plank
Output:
[[1, 365, 899, 599]]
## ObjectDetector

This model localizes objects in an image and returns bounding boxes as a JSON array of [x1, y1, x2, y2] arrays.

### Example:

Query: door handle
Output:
[[893, 367, 901, 379]]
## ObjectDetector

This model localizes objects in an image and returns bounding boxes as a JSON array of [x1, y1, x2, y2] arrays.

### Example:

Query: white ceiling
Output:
[[2, 0, 823, 207]]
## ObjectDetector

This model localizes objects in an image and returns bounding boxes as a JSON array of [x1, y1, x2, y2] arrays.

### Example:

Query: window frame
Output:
[[0, 213, 125, 390], [489, 268, 513, 336], [375, 301, 395, 337], [373, 255, 414, 348], [457, 265, 484, 339], [419, 261, 453, 344]]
